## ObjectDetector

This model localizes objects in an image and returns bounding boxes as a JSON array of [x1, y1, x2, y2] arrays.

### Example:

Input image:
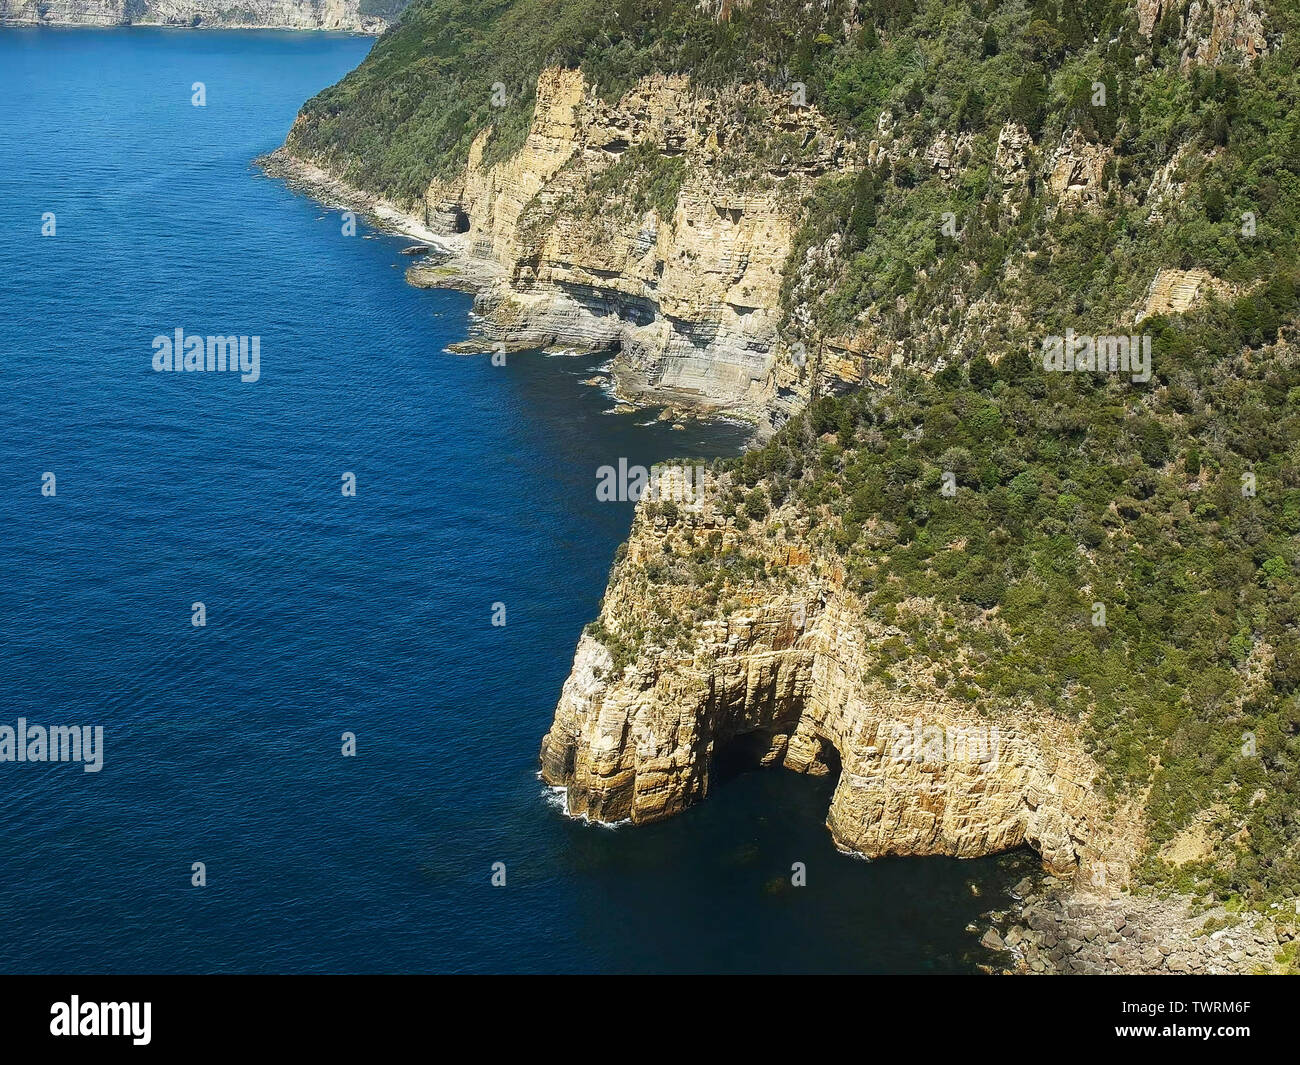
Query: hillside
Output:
[[279, 0, 1300, 961]]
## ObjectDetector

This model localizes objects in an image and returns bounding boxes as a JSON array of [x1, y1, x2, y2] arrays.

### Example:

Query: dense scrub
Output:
[[721, 272, 1300, 902], [291, 0, 1300, 903]]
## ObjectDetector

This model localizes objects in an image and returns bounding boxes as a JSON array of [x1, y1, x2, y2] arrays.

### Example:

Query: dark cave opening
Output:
[[711, 729, 843, 792]]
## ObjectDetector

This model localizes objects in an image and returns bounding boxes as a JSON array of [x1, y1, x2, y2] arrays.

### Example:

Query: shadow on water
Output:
[[553, 761, 1041, 974], [711, 727, 844, 791]]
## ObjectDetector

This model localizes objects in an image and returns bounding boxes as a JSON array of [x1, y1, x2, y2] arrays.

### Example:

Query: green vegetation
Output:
[[586, 143, 688, 220], [294, 0, 1300, 907], [727, 272, 1300, 903], [360, 0, 413, 18], [290, 0, 609, 202]]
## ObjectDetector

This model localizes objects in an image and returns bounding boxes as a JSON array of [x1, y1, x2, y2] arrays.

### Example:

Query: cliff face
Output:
[[274, 0, 1277, 430], [1137, 0, 1269, 67], [0, 0, 399, 31], [404, 67, 855, 427], [539, 485, 1144, 884], [264, 0, 1300, 927], [401, 69, 1189, 424]]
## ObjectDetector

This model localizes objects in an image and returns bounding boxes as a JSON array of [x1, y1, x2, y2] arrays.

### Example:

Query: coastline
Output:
[[0, 17, 386, 33], [258, 147, 760, 432], [979, 874, 1295, 975], [256, 152, 1300, 983], [258, 148, 454, 249], [257, 147, 505, 293], [260, 150, 1293, 979]]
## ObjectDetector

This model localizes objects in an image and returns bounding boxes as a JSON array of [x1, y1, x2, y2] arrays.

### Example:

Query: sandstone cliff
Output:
[[0, 0, 400, 31], [538, 478, 1144, 885], [400, 67, 855, 429], [1138, 266, 1234, 320], [282, 40, 1249, 429], [1137, 0, 1270, 68]]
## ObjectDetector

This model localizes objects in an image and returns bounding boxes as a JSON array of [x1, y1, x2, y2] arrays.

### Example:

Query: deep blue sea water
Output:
[[0, 27, 1032, 973]]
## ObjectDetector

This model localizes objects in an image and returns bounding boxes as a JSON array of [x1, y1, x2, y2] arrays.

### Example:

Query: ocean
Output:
[[0, 26, 1031, 973]]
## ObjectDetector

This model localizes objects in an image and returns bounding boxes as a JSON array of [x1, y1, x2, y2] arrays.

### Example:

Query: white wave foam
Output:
[[538, 779, 630, 829]]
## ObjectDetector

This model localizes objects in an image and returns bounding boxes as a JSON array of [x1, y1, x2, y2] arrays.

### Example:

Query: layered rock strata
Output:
[[399, 67, 856, 428], [538, 486, 1142, 882], [0, 0, 396, 31]]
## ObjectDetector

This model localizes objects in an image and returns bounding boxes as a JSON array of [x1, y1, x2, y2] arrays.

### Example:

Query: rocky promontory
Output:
[[0, 0, 402, 31], [538, 477, 1142, 881]]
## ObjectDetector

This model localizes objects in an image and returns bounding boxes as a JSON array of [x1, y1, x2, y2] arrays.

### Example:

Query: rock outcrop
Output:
[[1136, 0, 1270, 68], [0, 0, 399, 31], [539, 485, 1142, 882], [993, 121, 1035, 215], [1138, 267, 1232, 320], [982, 875, 1295, 974], [1045, 129, 1110, 212], [402, 67, 856, 429]]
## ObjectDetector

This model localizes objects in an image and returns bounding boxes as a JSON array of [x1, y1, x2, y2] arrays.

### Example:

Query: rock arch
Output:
[[540, 593, 1134, 883]]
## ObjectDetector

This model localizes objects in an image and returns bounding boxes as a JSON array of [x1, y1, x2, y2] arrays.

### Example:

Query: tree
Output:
[[1061, 6, 1087, 52], [969, 355, 996, 391], [1024, 19, 1065, 62], [849, 168, 878, 248], [1204, 183, 1226, 222], [1203, 109, 1230, 147], [957, 86, 987, 132], [1011, 68, 1048, 136], [743, 488, 770, 520]]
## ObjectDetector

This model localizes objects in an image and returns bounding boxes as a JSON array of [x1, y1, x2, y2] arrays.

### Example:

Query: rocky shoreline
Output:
[[259, 146, 759, 428], [258, 149, 472, 263], [978, 874, 1296, 975], [0, 0, 394, 33]]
